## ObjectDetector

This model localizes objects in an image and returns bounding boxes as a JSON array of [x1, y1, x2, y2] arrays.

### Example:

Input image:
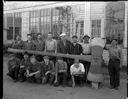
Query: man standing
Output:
[[81, 35, 91, 83], [69, 35, 83, 55], [45, 33, 57, 53], [34, 33, 45, 62], [23, 34, 36, 50], [11, 35, 24, 60], [57, 33, 71, 54], [105, 39, 122, 90]]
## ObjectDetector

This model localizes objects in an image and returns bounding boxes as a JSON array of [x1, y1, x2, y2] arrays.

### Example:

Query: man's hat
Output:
[[72, 35, 78, 38], [60, 32, 66, 37], [83, 35, 90, 39], [43, 56, 49, 59], [37, 33, 42, 36]]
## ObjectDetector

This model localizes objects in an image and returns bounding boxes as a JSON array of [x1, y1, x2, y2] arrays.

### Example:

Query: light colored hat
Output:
[[60, 32, 66, 37]]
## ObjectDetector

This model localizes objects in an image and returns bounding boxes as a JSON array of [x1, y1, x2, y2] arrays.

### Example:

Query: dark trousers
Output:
[[73, 74, 85, 85], [7, 67, 20, 80], [26, 73, 42, 83], [55, 72, 67, 86], [45, 73, 55, 84], [19, 68, 26, 80], [81, 61, 90, 82], [108, 59, 120, 88]]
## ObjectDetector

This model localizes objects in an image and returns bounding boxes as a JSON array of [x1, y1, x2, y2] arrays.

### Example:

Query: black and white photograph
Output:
[[3, 1, 127, 99]]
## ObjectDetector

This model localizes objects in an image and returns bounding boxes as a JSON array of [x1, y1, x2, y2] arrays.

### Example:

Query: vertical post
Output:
[[101, 2, 106, 38], [50, 8, 52, 33], [124, 2, 127, 48], [13, 13, 15, 40], [84, 2, 91, 37]]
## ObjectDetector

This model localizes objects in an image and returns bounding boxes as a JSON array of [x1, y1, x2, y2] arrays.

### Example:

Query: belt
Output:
[[83, 53, 91, 55]]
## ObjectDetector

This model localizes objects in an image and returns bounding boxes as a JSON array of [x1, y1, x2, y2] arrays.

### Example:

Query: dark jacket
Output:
[[69, 43, 83, 55], [23, 40, 36, 50], [57, 40, 71, 54], [20, 59, 31, 70], [11, 40, 24, 49], [33, 40, 45, 51]]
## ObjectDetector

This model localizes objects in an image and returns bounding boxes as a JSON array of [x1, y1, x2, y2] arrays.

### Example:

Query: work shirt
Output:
[[34, 40, 45, 51], [55, 61, 67, 73], [40, 61, 54, 76], [45, 39, 57, 52], [57, 40, 71, 54], [69, 43, 83, 55], [11, 40, 24, 49], [23, 40, 36, 50], [108, 46, 121, 60], [27, 62, 41, 73], [82, 43, 91, 54], [70, 63, 85, 75], [20, 59, 31, 70], [8, 58, 20, 71]]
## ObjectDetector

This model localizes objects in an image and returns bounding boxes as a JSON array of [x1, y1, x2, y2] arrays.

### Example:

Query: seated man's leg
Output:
[[79, 74, 85, 86], [19, 69, 26, 81], [49, 74, 55, 85], [71, 75, 75, 88], [14, 67, 20, 81], [7, 69, 15, 80], [62, 72, 67, 87], [35, 73, 42, 83]]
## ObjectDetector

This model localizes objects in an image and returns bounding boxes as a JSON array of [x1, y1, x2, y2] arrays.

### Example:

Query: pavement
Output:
[[3, 56, 127, 99]]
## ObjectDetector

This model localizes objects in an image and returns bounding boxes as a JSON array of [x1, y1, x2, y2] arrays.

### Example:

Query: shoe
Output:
[[13, 79, 18, 82]]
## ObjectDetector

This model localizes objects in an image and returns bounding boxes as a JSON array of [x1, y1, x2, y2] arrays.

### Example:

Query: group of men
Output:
[[7, 32, 122, 90], [7, 32, 91, 87]]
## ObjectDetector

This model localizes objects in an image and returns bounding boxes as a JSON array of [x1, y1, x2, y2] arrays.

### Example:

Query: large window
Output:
[[7, 13, 13, 40], [52, 8, 60, 37], [41, 8, 51, 34], [91, 20, 101, 38], [30, 10, 40, 33]]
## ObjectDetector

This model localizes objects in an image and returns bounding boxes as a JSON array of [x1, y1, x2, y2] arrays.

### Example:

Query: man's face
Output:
[[48, 34, 53, 40], [24, 54, 28, 60], [27, 36, 32, 41], [83, 37, 89, 43], [72, 37, 77, 43], [111, 40, 117, 46], [44, 58, 49, 63], [37, 35, 42, 40], [58, 59, 63, 63], [16, 36, 21, 41], [30, 57, 36, 64]]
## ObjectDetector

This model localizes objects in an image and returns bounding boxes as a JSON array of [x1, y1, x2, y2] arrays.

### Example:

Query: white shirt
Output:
[[70, 63, 85, 75], [45, 39, 57, 51], [82, 43, 90, 54]]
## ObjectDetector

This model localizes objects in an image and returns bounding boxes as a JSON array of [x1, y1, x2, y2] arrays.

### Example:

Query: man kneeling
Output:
[[70, 59, 85, 88], [40, 56, 55, 85], [54, 57, 68, 87], [26, 56, 41, 83]]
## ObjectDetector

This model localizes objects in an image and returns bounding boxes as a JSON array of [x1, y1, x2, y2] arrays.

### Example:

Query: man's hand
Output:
[[54, 79, 57, 84], [20, 65, 24, 68]]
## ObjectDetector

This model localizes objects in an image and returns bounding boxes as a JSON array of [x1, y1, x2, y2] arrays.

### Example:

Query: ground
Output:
[[3, 56, 127, 99]]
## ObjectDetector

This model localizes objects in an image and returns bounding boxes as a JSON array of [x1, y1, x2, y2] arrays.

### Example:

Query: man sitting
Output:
[[54, 57, 68, 87], [40, 56, 55, 85], [70, 58, 85, 88], [19, 52, 31, 82], [7, 54, 20, 82], [26, 56, 41, 83]]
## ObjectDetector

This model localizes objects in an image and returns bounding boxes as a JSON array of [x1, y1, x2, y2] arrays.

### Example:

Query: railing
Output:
[[7, 48, 92, 62]]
